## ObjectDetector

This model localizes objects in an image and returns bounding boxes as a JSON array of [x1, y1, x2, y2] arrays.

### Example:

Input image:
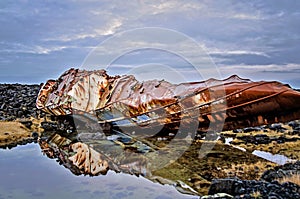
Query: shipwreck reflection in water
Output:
[[36, 126, 278, 197], [0, 143, 198, 199], [38, 130, 201, 196]]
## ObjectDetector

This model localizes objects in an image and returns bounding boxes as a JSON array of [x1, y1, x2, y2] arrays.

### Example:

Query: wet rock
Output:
[[270, 123, 282, 129], [261, 169, 280, 182], [208, 178, 239, 195], [288, 121, 299, 129], [232, 129, 242, 133], [41, 121, 58, 131], [253, 134, 270, 144], [269, 123, 287, 132], [288, 129, 300, 135], [32, 132, 39, 139], [276, 136, 285, 144], [0, 103, 5, 110], [242, 127, 262, 133], [237, 134, 271, 145]]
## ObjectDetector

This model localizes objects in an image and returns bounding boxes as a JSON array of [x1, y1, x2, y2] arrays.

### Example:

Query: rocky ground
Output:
[[200, 122, 300, 198], [202, 161, 300, 199], [0, 84, 43, 148], [0, 84, 41, 120], [220, 121, 300, 159], [0, 83, 299, 198]]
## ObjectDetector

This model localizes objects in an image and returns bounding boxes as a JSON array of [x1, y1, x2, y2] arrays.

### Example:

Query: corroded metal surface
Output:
[[36, 68, 300, 132]]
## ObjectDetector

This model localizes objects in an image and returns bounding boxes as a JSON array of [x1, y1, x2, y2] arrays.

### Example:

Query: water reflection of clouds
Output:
[[0, 144, 197, 199]]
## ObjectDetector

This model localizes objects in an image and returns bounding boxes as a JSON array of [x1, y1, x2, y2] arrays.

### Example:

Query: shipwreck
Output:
[[36, 68, 300, 135], [35, 68, 300, 196]]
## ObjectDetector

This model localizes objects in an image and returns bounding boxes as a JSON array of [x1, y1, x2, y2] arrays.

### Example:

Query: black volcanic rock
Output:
[[207, 177, 300, 199], [205, 161, 300, 199], [0, 84, 40, 120], [261, 161, 300, 182]]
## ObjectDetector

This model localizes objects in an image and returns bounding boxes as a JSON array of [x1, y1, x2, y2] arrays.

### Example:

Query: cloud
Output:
[[220, 63, 300, 73], [0, 0, 299, 88], [44, 18, 123, 42], [0, 41, 71, 55], [230, 13, 262, 20], [95, 18, 123, 36], [209, 49, 270, 58], [218, 63, 300, 88]]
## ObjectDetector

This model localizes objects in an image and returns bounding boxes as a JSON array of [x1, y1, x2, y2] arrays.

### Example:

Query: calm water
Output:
[[0, 143, 198, 199], [252, 150, 295, 165]]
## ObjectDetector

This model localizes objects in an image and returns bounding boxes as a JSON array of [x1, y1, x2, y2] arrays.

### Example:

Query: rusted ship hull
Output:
[[36, 68, 300, 134]]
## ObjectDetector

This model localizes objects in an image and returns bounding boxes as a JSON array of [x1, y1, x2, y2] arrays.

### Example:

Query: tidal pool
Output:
[[252, 150, 295, 165], [0, 143, 198, 199]]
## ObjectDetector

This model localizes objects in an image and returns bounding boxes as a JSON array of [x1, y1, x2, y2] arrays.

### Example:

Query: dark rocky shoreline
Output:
[[0, 83, 300, 198], [0, 83, 41, 121], [203, 161, 300, 199]]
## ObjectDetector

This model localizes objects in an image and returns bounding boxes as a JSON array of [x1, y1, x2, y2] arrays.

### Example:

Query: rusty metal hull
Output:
[[36, 68, 300, 133]]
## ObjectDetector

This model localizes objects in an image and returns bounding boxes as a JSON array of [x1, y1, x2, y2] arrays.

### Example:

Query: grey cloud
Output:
[[0, 0, 299, 87]]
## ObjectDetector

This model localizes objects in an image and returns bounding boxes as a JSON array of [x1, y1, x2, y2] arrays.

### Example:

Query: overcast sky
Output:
[[1, 0, 299, 87]]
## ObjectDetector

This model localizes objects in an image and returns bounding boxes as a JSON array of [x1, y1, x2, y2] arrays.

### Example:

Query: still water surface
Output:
[[0, 144, 197, 199]]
